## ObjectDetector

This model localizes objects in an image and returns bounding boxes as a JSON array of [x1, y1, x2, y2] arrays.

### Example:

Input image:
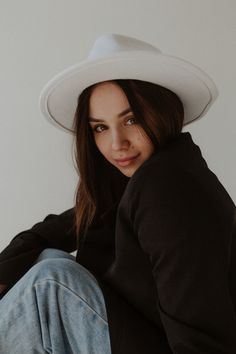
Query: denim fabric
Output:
[[0, 248, 112, 354]]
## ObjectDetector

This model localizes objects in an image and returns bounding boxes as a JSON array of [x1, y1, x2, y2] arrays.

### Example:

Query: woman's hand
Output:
[[0, 284, 7, 293]]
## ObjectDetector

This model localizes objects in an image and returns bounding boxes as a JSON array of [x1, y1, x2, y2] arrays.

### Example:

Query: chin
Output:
[[118, 166, 138, 178]]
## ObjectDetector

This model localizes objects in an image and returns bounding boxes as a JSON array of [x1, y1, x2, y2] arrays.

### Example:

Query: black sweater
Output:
[[1, 132, 236, 354]]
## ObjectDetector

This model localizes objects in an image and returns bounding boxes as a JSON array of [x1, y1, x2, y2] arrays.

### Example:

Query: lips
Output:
[[114, 154, 139, 162]]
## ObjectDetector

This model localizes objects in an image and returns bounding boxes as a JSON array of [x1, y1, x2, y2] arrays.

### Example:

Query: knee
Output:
[[30, 256, 96, 288], [31, 257, 76, 281], [30, 257, 99, 293], [35, 248, 74, 263]]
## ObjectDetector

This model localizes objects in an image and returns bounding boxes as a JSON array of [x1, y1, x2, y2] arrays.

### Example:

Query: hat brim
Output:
[[39, 51, 218, 133]]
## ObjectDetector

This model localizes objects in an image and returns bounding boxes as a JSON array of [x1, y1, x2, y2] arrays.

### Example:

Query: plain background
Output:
[[0, 0, 235, 251]]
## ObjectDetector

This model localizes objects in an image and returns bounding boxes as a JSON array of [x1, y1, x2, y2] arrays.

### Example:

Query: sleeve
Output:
[[129, 165, 236, 353], [0, 208, 77, 296], [77, 202, 118, 277]]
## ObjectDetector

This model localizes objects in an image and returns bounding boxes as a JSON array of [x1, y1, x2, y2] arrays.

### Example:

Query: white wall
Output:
[[1, 0, 235, 250]]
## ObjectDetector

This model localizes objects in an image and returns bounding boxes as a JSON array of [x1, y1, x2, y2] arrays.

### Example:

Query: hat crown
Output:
[[39, 32, 218, 133], [87, 33, 161, 60]]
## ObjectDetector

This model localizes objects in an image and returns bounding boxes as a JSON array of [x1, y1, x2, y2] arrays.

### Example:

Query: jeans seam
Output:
[[33, 278, 109, 324]]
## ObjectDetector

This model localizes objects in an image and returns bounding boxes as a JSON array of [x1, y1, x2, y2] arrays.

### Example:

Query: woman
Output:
[[0, 33, 236, 354]]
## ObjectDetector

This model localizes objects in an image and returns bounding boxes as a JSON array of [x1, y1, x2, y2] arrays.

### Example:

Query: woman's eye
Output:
[[126, 117, 136, 125], [93, 125, 105, 133], [93, 117, 136, 134]]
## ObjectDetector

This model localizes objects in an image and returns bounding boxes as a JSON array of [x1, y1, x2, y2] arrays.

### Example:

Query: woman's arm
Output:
[[0, 284, 7, 293], [0, 208, 77, 294], [129, 164, 236, 353]]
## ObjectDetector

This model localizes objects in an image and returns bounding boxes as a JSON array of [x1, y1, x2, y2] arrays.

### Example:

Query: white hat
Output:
[[39, 33, 219, 133]]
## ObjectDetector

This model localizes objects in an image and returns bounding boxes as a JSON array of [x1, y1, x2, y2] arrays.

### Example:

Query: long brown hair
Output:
[[72, 79, 184, 248]]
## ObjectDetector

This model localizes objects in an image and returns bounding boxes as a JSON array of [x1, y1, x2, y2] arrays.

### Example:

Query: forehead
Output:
[[89, 82, 130, 119], [90, 82, 127, 102], [89, 107, 132, 122]]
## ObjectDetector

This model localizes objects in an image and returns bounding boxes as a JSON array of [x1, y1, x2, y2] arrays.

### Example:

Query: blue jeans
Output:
[[0, 248, 112, 354]]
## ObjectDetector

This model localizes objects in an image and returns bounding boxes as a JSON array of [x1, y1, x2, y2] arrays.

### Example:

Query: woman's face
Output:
[[88, 81, 155, 178]]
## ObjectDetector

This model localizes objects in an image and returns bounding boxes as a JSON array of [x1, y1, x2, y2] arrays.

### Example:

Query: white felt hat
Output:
[[39, 33, 218, 133]]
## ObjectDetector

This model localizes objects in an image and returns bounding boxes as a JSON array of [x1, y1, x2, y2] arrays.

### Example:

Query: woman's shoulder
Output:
[[124, 148, 235, 224], [126, 132, 210, 193], [127, 152, 183, 193]]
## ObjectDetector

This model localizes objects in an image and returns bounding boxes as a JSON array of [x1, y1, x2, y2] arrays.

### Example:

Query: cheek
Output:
[[94, 136, 109, 155], [93, 127, 151, 152], [136, 127, 149, 141], [136, 131, 151, 148]]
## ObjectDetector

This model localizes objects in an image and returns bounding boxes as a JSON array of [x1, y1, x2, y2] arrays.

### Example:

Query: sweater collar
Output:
[[100, 132, 206, 228]]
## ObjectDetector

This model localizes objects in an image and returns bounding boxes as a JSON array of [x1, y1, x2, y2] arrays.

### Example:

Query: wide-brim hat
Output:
[[39, 33, 219, 134]]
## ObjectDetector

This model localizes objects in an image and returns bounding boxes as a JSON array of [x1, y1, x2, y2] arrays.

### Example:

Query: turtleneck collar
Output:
[[100, 131, 208, 227]]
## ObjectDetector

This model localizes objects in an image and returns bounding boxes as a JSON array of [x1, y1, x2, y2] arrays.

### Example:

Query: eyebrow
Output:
[[89, 107, 132, 122]]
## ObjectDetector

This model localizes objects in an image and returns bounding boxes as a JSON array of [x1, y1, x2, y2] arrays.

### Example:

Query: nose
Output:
[[111, 130, 130, 150]]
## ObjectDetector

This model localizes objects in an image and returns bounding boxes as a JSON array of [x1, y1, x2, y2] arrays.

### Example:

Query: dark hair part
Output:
[[72, 79, 184, 248]]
